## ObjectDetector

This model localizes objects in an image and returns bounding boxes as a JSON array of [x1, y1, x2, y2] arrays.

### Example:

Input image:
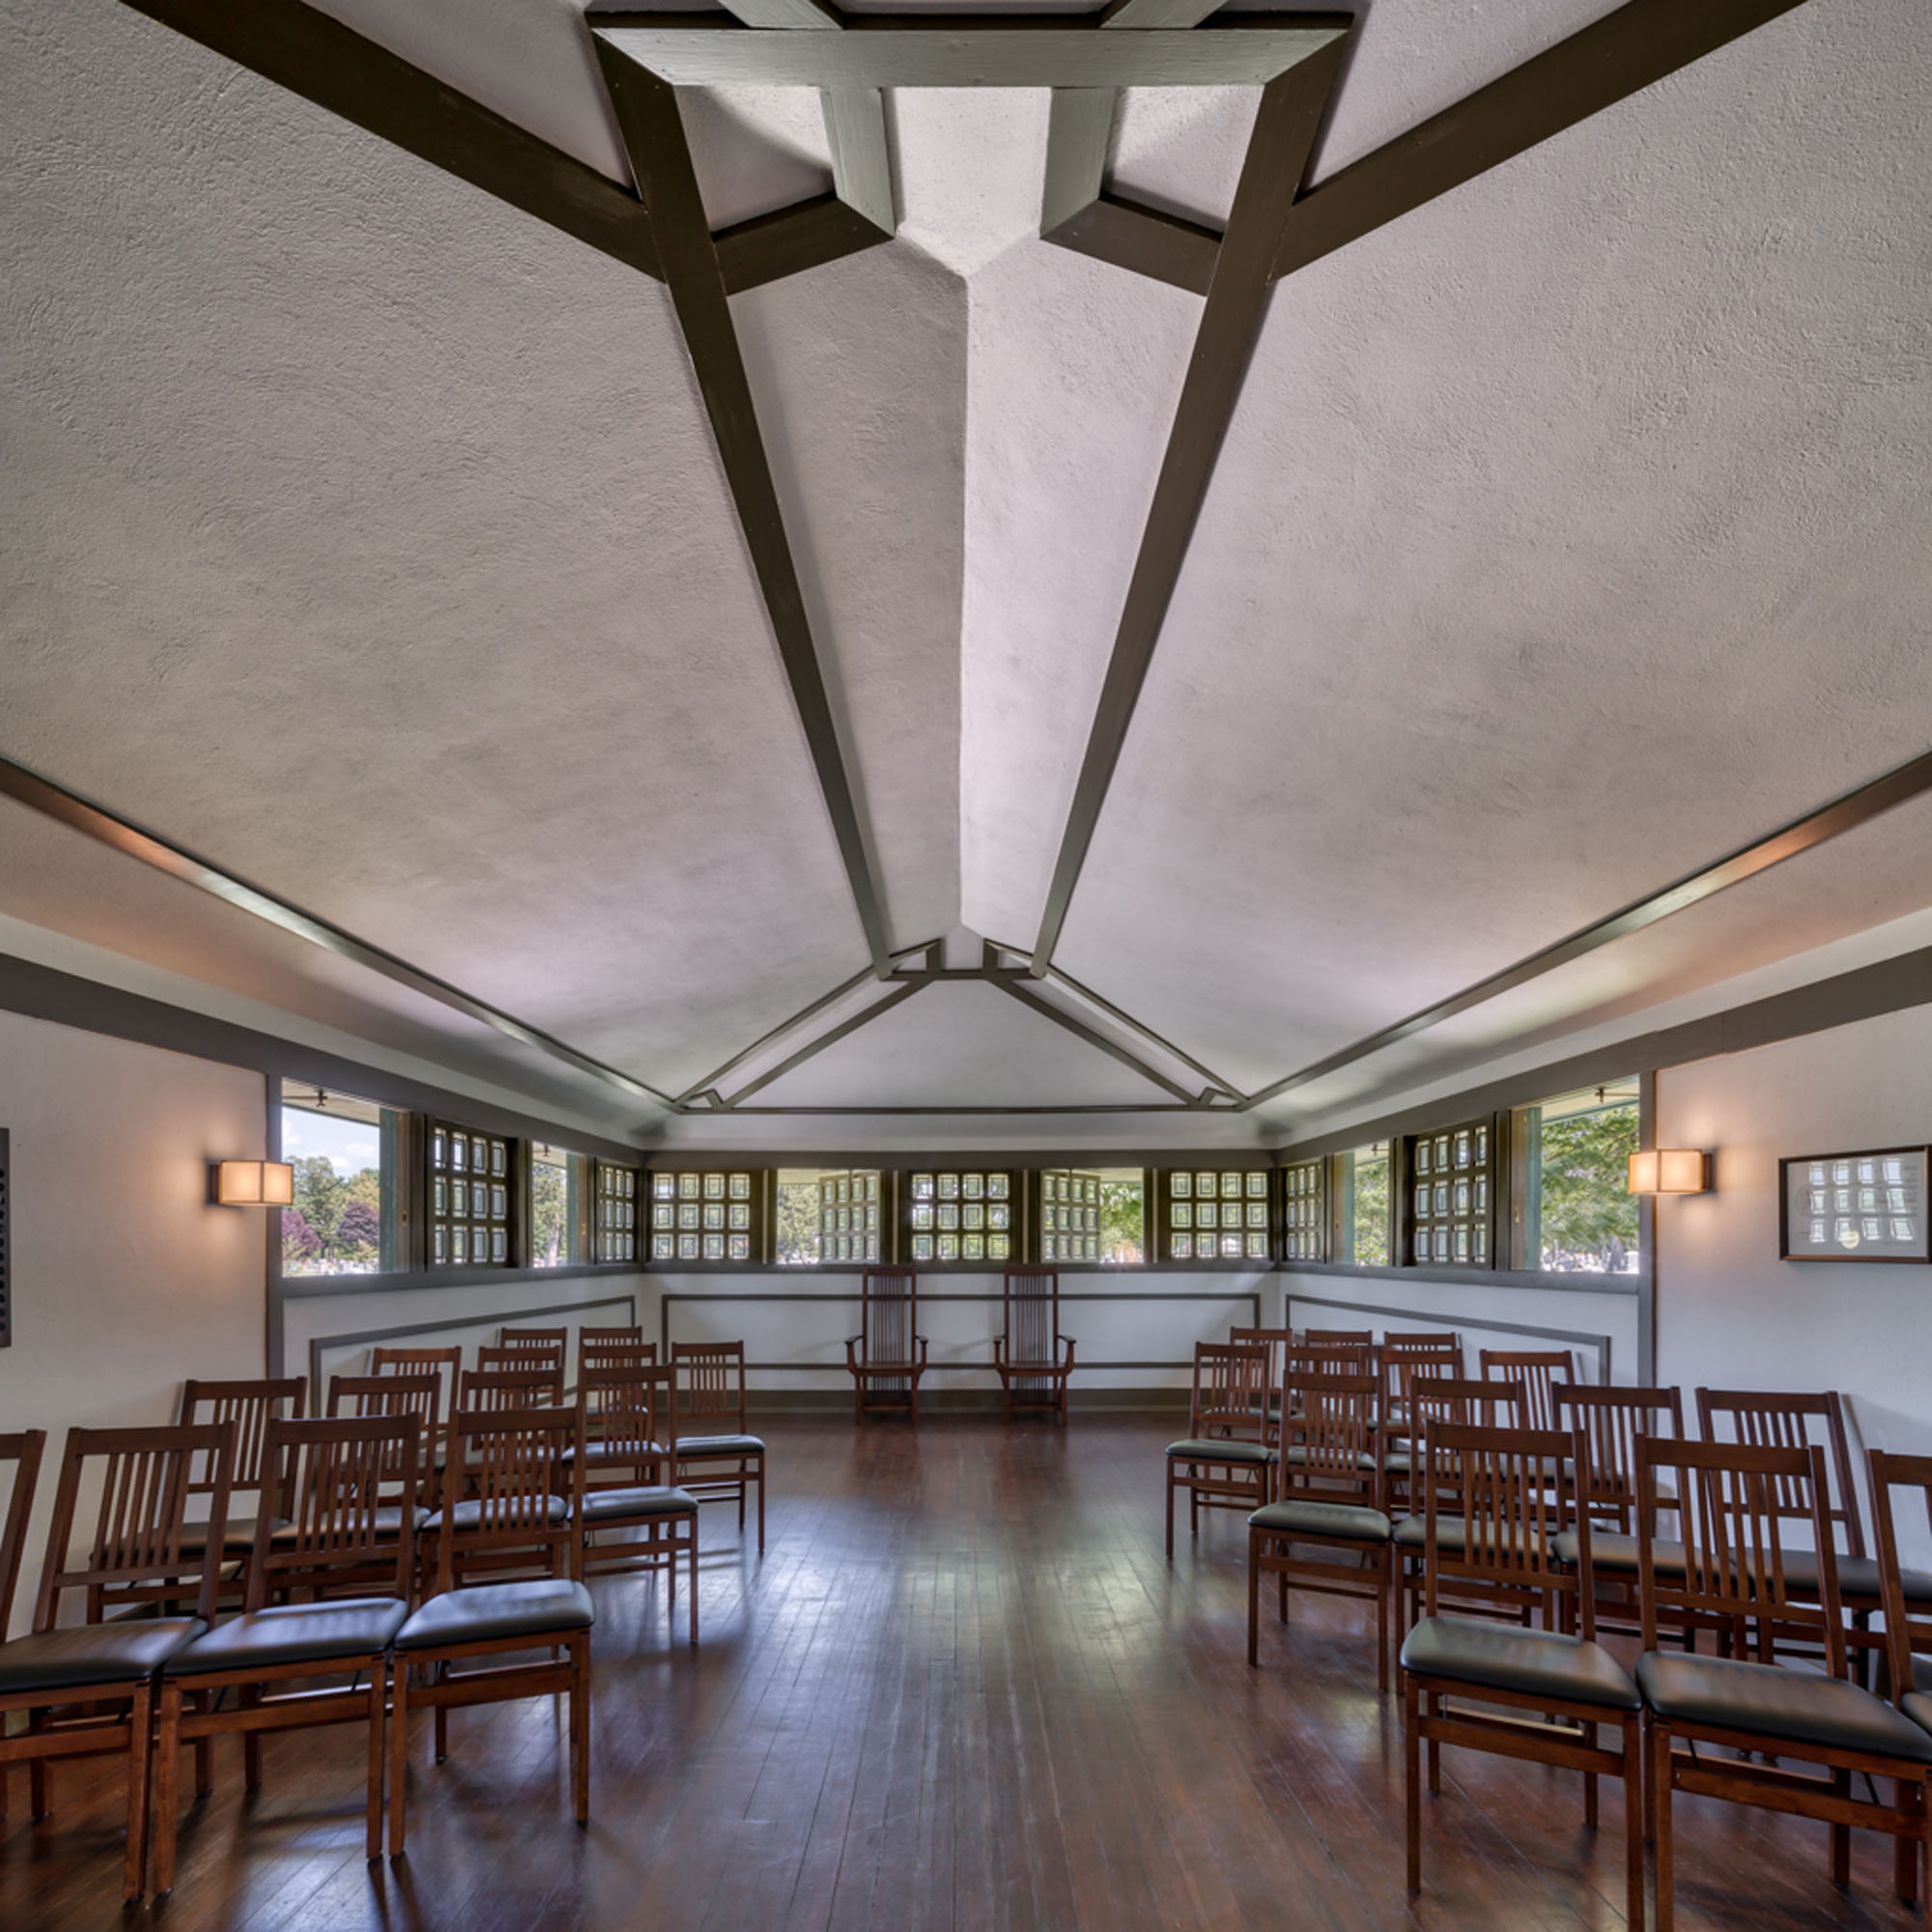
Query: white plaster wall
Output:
[[1654, 1003, 1932, 1499], [1279, 1272, 1636, 1388], [0, 1009, 268, 1635]]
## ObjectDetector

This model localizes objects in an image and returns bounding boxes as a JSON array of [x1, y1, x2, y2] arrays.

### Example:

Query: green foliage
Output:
[[285, 1155, 383, 1272], [531, 1161, 568, 1265], [1099, 1179, 1144, 1262], [775, 1179, 822, 1264], [290, 1154, 347, 1242], [1534, 1106, 1639, 1270], [1350, 1154, 1390, 1266]]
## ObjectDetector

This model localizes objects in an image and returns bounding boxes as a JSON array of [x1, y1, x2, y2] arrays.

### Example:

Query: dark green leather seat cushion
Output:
[[1249, 1499, 1390, 1543], [1902, 1689, 1932, 1736], [1393, 1515, 1545, 1555], [164, 1598, 408, 1675], [394, 1578, 594, 1653], [0, 1618, 206, 1693], [562, 1441, 667, 1465], [1776, 1547, 1932, 1605], [1550, 1530, 1688, 1577], [677, 1435, 765, 1457], [269, 1503, 427, 1544], [1167, 1439, 1274, 1464], [1403, 1614, 1640, 1711], [421, 1495, 570, 1530], [1279, 1445, 1379, 1472], [581, 1485, 699, 1521], [1636, 1652, 1932, 1761]]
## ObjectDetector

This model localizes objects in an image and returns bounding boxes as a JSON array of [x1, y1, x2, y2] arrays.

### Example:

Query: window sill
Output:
[[1277, 1261, 1641, 1296], [275, 1261, 644, 1300]]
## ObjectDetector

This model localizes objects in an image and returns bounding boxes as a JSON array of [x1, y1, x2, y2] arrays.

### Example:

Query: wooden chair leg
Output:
[[1833, 1766, 1853, 1887], [1165, 1470, 1175, 1561], [365, 1670, 384, 1862], [1376, 1557, 1390, 1696], [1896, 1779, 1918, 1905], [1653, 1719, 1675, 1932], [572, 1636, 590, 1827], [242, 1685, 262, 1790], [194, 1686, 214, 1797], [151, 1681, 180, 1899], [757, 1464, 766, 1554], [689, 1524, 699, 1646], [1583, 1718, 1599, 1829], [29, 1711, 48, 1819], [387, 1652, 410, 1859], [1622, 1716, 1645, 1932], [1247, 1534, 1261, 1667], [124, 1678, 156, 1902], [1404, 1676, 1422, 1893], [434, 1663, 449, 1763]]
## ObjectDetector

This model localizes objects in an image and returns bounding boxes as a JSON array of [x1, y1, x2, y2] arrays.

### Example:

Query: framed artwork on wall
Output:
[[1779, 1147, 1931, 1263]]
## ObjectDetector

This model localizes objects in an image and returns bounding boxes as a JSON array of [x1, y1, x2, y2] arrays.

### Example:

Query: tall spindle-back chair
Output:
[[0, 1424, 232, 1897], [177, 1377, 306, 1557], [1165, 1343, 1274, 1558], [846, 1269, 928, 1425], [1635, 1436, 1932, 1930], [1478, 1350, 1576, 1433], [670, 1341, 766, 1550], [1400, 1421, 1641, 1928], [150, 1415, 421, 1892], [1247, 1371, 1392, 1686], [996, 1269, 1077, 1425]]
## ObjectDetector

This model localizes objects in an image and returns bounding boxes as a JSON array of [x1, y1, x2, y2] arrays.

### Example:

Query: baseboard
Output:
[[746, 1386, 1188, 1415]]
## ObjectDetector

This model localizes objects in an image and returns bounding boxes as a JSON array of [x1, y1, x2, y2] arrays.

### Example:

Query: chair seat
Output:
[[1249, 1499, 1390, 1544], [1903, 1690, 1932, 1736], [422, 1495, 571, 1531], [1392, 1515, 1545, 1555], [581, 1486, 700, 1522], [1636, 1651, 1932, 1762], [270, 1503, 428, 1544], [676, 1435, 765, 1458], [164, 1598, 409, 1676], [1280, 1445, 1379, 1472], [1550, 1530, 1688, 1577], [1167, 1438, 1276, 1464], [1777, 1547, 1932, 1605], [1403, 1614, 1640, 1712], [0, 1618, 207, 1693], [394, 1578, 595, 1653]]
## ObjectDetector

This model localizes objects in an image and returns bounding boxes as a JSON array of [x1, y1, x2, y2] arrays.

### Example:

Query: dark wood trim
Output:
[[1269, 939, 1932, 1161], [118, 0, 663, 282], [1099, 0, 1228, 25], [1028, 37, 1349, 976], [1270, 0, 1814, 286], [1022, 953, 1241, 1099], [640, 1148, 1272, 1170], [715, 0, 838, 26], [1279, 1288, 1616, 1383], [282, 1261, 641, 1305], [992, 977, 1210, 1107], [1280, 1261, 1638, 1298], [0, 754, 673, 1109], [590, 16, 1350, 89], [714, 192, 892, 296], [1043, 194, 1221, 296], [1243, 747, 1932, 1112], [821, 88, 895, 233], [717, 978, 928, 1109], [594, 42, 894, 977]]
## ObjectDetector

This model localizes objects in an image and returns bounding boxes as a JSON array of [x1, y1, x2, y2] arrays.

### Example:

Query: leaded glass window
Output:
[[648, 1170, 757, 1264], [1156, 1169, 1271, 1263], [595, 1163, 639, 1264], [1281, 1160, 1323, 1263], [1039, 1170, 1101, 1263], [905, 1170, 1012, 1264], [818, 1171, 883, 1264], [1407, 1121, 1491, 1267], [429, 1123, 511, 1266]]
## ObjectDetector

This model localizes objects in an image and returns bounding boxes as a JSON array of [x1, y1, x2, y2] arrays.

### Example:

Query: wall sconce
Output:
[[212, 1159, 295, 1207], [1627, 1149, 1712, 1195]]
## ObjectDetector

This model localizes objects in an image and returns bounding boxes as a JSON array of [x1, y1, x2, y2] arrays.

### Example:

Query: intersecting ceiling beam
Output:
[[713, 191, 892, 296], [0, 754, 676, 1110], [822, 87, 897, 234], [1046, 196, 1220, 296], [993, 975, 1214, 1106], [120, 0, 665, 283], [713, 974, 930, 1108], [1029, 33, 1349, 976], [595, 40, 895, 977], [1237, 743, 1932, 1113], [589, 15, 1349, 89]]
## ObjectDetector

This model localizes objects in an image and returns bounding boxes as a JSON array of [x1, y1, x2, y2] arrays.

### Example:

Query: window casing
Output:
[[905, 1170, 1013, 1264], [805, 1170, 883, 1264], [1038, 1170, 1102, 1264], [1155, 1169, 1271, 1263], [1510, 1080, 1639, 1273], [1281, 1160, 1324, 1263], [1406, 1120, 1492, 1267], [279, 1081, 404, 1276], [429, 1123, 513, 1266], [649, 1170, 759, 1264], [1330, 1142, 1391, 1265], [595, 1163, 639, 1264], [529, 1143, 586, 1268]]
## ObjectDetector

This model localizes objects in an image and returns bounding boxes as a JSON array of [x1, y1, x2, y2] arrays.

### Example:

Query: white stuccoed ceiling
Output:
[[1, 0, 1929, 1146]]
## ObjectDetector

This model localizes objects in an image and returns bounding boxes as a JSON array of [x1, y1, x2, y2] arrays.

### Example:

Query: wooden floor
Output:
[[4, 1414, 1923, 1931]]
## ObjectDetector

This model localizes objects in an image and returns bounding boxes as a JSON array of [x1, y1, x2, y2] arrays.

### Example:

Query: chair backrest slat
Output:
[[1696, 1387, 1865, 1558], [0, 1431, 48, 1636], [1557, 1383, 1685, 1534], [253, 1415, 418, 1605], [862, 1270, 918, 1370], [1189, 1342, 1270, 1443], [1279, 1373, 1376, 1502], [1422, 1422, 1583, 1622], [460, 1363, 565, 1411], [670, 1341, 748, 1435], [435, 1406, 583, 1594], [1009, 1269, 1062, 1366], [1478, 1350, 1575, 1434], [179, 1378, 307, 1492], [579, 1366, 672, 1473]]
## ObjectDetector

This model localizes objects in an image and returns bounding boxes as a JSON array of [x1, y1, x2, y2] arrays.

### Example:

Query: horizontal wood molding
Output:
[[714, 193, 893, 296], [1281, 1287, 1616, 1383], [1043, 194, 1220, 296]]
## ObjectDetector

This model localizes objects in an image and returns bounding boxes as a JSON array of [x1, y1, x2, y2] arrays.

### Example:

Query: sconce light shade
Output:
[[214, 1159, 295, 1207], [1627, 1148, 1712, 1195]]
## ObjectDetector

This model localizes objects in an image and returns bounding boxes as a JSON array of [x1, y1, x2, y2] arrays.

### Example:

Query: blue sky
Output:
[[281, 1106, 380, 1179]]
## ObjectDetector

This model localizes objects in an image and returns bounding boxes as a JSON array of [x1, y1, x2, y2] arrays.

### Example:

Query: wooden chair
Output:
[[371, 1345, 461, 1464], [151, 1415, 421, 1893], [1635, 1435, 1932, 1931], [0, 1423, 232, 1898], [845, 1269, 928, 1425], [1871, 1450, 1932, 1708], [1478, 1349, 1575, 1433], [177, 1377, 306, 1558], [461, 1362, 565, 1410], [1400, 1420, 1642, 1929], [579, 1325, 656, 1379], [576, 1366, 699, 1644], [1697, 1386, 1889, 1671], [1379, 1352, 1472, 1518], [500, 1324, 569, 1357], [476, 1341, 565, 1380], [1247, 1371, 1393, 1689], [0, 1429, 47, 1806], [1229, 1323, 1293, 1443], [670, 1341, 766, 1551], [1166, 1343, 1274, 1558], [1302, 1328, 1374, 1348], [995, 1269, 1078, 1425], [388, 1405, 593, 1856], [327, 1372, 443, 1529]]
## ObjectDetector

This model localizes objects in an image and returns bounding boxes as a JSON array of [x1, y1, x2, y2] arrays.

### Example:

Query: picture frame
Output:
[[1778, 1146, 1930, 1263]]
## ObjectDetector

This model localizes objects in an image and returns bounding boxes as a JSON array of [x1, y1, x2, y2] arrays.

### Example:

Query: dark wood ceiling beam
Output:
[[1028, 34, 1349, 976], [1237, 744, 1932, 1113], [714, 193, 893, 296], [595, 41, 895, 978], [715, 0, 841, 27], [1099, 0, 1229, 25], [1044, 194, 1220, 296], [718, 976, 930, 1107], [994, 977, 1212, 1106], [823, 87, 897, 233], [589, 16, 1349, 89], [0, 754, 676, 1109], [120, 0, 664, 282], [1271, 0, 1812, 284]]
